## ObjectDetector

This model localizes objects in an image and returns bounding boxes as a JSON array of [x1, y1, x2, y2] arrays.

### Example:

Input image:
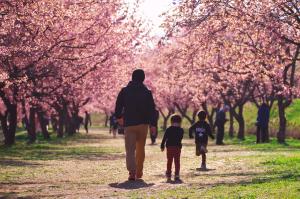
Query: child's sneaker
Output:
[[201, 163, 207, 170]]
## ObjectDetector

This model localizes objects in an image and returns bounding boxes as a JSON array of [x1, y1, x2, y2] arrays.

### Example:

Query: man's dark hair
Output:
[[132, 69, 145, 82], [197, 111, 207, 121], [171, 114, 182, 123]]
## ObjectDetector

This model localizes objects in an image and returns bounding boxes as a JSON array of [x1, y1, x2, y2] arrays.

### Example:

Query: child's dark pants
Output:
[[166, 147, 181, 176]]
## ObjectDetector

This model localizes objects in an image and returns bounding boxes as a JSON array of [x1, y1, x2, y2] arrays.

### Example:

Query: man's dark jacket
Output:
[[115, 81, 156, 127], [257, 105, 270, 128], [215, 109, 226, 127]]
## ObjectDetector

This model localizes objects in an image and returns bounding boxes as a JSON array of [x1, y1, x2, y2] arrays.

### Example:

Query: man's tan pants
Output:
[[124, 124, 148, 176]]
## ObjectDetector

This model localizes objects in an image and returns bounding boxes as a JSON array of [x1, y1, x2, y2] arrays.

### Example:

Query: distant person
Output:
[[189, 111, 214, 170], [150, 109, 159, 144], [109, 113, 118, 138], [161, 114, 184, 181], [84, 111, 92, 134], [51, 115, 58, 133], [76, 116, 83, 133], [256, 103, 270, 143], [214, 105, 229, 145], [115, 69, 157, 181], [22, 117, 27, 130]]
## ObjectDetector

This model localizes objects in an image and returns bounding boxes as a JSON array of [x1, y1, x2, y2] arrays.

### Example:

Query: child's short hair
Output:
[[197, 111, 207, 120], [171, 114, 182, 123]]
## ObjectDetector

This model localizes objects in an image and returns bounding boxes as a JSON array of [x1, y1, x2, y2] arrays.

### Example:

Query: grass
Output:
[[146, 154, 300, 199], [130, 137, 300, 199], [226, 135, 300, 151], [244, 100, 300, 138], [127, 136, 300, 199], [90, 99, 300, 137], [0, 130, 122, 161], [1, 129, 300, 198]]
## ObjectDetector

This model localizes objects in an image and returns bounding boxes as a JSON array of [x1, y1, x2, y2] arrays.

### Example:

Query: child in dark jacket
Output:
[[189, 111, 214, 170], [161, 114, 184, 181]]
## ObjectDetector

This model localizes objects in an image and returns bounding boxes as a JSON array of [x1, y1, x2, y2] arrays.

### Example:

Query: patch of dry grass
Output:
[[0, 129, 299, 198]]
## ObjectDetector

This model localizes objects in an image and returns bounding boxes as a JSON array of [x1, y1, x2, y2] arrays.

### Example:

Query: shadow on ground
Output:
[[109, 179, 154, 190], [0, 159, 42, 167]]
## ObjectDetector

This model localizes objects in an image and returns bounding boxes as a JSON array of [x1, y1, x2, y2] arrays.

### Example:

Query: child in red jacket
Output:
[[161, 114, 184, 181]]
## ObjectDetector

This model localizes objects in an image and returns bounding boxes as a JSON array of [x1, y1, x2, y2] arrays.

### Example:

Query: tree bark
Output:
[[37, 111, 50, 140], [228, 108, 235, 138], [174, 103, 195, 125], [68, 112, 78, 136], [6, 104, 17, 146], [202, 102, 216, 134], [159, 108, 174, 131], [104, 113, 109, 127], [27, 108, 36, 143], [57, 109, 64, 138], [51, 115, 58, 133], [277, 97, 286, 143], [0, 114, 8, 145], [232, 104, 245, 140]]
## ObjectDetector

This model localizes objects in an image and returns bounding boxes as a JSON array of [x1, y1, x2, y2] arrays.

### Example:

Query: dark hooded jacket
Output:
[[257, 104, 270, 128], [115, 81, 156, 127]]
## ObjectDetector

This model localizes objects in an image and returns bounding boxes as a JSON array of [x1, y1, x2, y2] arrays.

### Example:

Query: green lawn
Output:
[[1, 100, 300, 198], [90, 99, 300, 139], [129, 136, 300, 199], [1, 129, 300, 198], [243, 99, 300, 137]]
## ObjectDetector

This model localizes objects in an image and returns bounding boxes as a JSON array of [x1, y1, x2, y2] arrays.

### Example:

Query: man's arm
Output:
[[189, 124, 196, 138], [160, 130, 168, 150], [148, 91, 157, 127], [207, 123, 214, 139], [115, 89, 125, 119], [180, 128, 184, 140]]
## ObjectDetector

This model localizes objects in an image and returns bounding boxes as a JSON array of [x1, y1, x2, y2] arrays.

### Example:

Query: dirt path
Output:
[[0, 129, 266, 198]]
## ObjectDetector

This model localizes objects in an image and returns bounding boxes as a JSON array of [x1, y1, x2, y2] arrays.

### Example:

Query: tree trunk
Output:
[[104, 114, 109, 127], [65, 114, 71, 136], [0, 111, 10, 146], [277, 97, 286, 143], [228, 108, 235, 138], [232, 104, 245, 140], [191, 109, 198, 124], [68, 113, 77, 136], [174, 103, 195, 125], [27, 108, 36, 143], [202, 102, 216, 134], [159, 108, 174, 131], [37, 111, 50, 140], [51, 115, 58, 133], [5, 104, 17, 146], [57, 110, 64, 138]]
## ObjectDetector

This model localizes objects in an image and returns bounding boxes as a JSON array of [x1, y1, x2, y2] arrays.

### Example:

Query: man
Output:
[[109, 113, 118, 137], [214, 105, 229, 145], [115, 69, 157, 181], [84, 111, 92, 134], [150, 109, 159, 144], [256, 103, 270, 143]]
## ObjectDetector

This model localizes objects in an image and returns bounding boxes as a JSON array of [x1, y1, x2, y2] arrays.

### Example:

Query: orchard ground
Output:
[[0, 128, 300, 199]]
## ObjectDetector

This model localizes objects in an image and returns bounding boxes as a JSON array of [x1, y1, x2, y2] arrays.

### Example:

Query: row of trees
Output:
[[0, 0, 142, 145], [1, 0, 299, 145], [148, 0, 299, 143]]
